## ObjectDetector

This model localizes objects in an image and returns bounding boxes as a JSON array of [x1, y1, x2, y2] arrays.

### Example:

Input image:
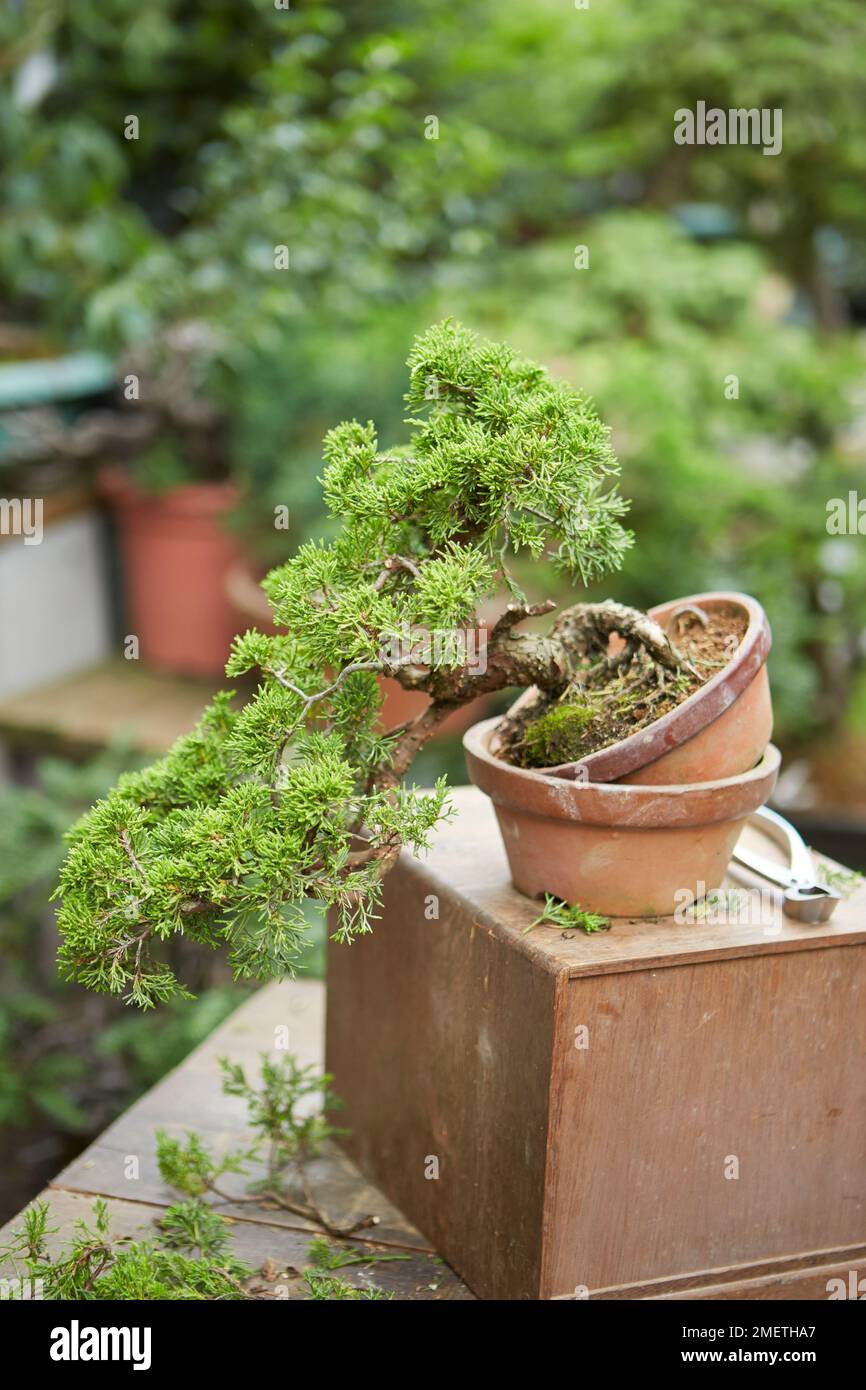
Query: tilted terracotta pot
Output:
[[463, 717, 781, 917], [507, 591, 773, 786]]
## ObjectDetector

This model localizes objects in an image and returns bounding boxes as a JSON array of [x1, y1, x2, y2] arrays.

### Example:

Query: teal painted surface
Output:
[[0, 352, 115, 408]]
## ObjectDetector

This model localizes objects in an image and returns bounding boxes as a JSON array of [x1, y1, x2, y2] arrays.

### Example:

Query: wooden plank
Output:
[[59, 1140, 432, 1252], [55, 980, 436, 1254], [0, 661, 247, 755], [0, 979, 476, 1298], [415, 787, 866, 978], [0, 1190, 472, 1301]]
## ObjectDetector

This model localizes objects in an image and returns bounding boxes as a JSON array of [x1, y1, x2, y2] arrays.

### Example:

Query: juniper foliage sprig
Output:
[[0, 1197, 252, 1300], [0, 1053, 403, 1300], [0, 1193, 393, 1301], [54, 320, 631, 1007], [527, 894, 611, 935], [154, 1054, 343, 1202], [219, 1053, 346, 1184], [154, 1128, 253, 1199]]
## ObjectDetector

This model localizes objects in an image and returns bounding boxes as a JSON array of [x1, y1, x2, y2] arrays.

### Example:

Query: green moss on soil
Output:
[[521, 699, 596, 766]]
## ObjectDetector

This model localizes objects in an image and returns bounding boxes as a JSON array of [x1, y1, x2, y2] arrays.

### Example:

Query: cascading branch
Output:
[[54, 319, 636, 1008]]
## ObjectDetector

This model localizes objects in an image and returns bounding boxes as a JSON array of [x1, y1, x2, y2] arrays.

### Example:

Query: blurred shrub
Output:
[[457, 212, 866, 744], [0, 1, 512, 539], [0, 747, 246, 1146], [0, 1, 505, 347], [2, 0, 865, 747]]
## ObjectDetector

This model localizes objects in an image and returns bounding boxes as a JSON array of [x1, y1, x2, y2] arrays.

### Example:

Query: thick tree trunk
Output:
[[385, 598, 690, 777]]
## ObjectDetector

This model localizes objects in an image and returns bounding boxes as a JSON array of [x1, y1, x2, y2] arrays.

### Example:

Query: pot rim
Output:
[[507, 590, 771, 783], [99, 465, 239, 517], [463, 716, 781, 829]]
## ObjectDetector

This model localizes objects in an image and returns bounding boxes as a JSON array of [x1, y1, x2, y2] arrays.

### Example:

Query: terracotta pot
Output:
[[464, 717, 781, 917], [508, 591, 772, 785], [101, 468, 243, 677]]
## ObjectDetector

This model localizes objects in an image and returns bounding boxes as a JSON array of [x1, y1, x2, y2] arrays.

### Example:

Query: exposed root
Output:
[[550, 601, 698, 679], [493, 599, 703, 766]]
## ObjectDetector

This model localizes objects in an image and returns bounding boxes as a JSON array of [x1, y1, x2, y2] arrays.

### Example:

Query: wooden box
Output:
[[326, 787, 866, 1300]]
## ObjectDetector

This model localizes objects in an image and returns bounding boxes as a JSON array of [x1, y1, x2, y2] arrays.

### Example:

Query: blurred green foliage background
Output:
[[1, 0, 865, 1215], [3, 0, 865, 746]]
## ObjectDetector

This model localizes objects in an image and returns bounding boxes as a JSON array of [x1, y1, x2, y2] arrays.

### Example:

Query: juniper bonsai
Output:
[[55, 319, 694, 1009]]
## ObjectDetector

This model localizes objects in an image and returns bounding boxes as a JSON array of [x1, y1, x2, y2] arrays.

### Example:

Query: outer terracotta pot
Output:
[[101, 468, 243, 677], [507, 591, 773, 786], [464, 717, 781, 917]]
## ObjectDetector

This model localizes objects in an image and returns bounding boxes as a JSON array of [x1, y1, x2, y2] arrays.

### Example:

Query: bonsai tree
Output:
[[55, 320, 695, 1008]]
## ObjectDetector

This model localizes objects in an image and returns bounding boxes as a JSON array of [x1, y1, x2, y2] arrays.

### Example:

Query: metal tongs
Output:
[[731, 806, 841, 923]]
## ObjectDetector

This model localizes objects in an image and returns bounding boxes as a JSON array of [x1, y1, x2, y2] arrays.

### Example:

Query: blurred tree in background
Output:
[[461, 214, 866, 745], [1, 0, 865, 743]]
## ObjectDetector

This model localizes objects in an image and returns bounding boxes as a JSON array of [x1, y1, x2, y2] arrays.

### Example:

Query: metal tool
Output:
[[732, 806, 841, 923]]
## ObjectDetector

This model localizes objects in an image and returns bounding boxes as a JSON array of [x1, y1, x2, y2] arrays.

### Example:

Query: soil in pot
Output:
[[501, 603, 747, 770], [494, 591, 773, 787]]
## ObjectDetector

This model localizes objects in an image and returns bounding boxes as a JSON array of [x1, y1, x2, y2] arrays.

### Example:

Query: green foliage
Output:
[[528, 895, 611, 935], [6, 2, 865, 1019], [680, 890, 747, 923], [520, 701, 596, 768], [0, 1, 520, 516], [0, 1016, 87, 1132], [94, 988, 246, 1093], [816, 862, 862, 897], [303, 1271, 393, 1301], [155, 1051, 342, 1204], [302, 1235, 402, 1299], [0, 743, 143, 898], [0, 1051, 400, 1300], [13, 0, 864, 353], [55, 321, 628, 1006], [465, 212, 866, 743], [549, 0, 866, 297], [4, 0, 866, 752], [0, 745, 244, 1143], [155, 1130, 251, 1199], [0, 1196, 252, 1300], [219, 1054, 344, 1183], [155, 1198, 238, 1261]]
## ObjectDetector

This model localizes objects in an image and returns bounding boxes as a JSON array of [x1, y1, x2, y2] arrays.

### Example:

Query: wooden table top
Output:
[[413, 786, 866, 978], [0, 980, 474, 1301], [0, 661, 248, 756]]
